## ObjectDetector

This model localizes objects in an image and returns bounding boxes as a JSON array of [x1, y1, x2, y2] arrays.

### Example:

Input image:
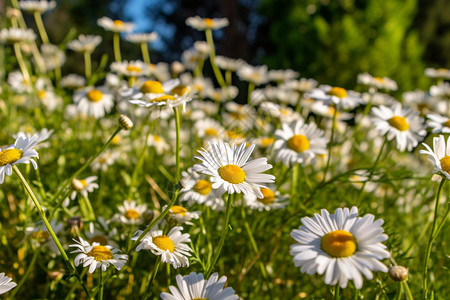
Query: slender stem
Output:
[[10, 248, 39, 297], [290, 164, 300, 196], [205, 29, 226, 88], [394, 282, 403, 300], [403, 281, 414, 300], [423, 179, 446, 299], [206, 193, 233, 277], [432, 201, 449, 240], [247, 82, 255, 105], [127, 126, 152, 200], [129, 189, 180, 253], [334, 284, 341, 300], [84, 51, 92, 82], [357, 136, 388, 204], [321, 105, 338, 184], [173, 107, 181, 182], [113, 32, 121, 62], [140, 42, 151, 64], [142, 257, 161, 299], [30, 42, 46, 74], [225, 70, 232, 86], [13, 165, 91, 298], [33, 12, 49, 44], [13, 43, 31, 84], [98, 270, 104, 300]]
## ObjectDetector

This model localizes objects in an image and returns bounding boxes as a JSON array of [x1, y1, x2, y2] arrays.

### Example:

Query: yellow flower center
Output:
[[38, 90, 46, 99], [87, 89, 103, 102], [0, 149, 23, 166], [153, 235, 175, 252], [87, 245, 113, 262], [125, 209, 140, 220], [327, 87, 348, 98], [112, 135, 121, 144], [388, 116, 409, 131], [261, 137, 274, 147], [373, 77, 383, 83], [151, 95, 175, 102], [171, 205, 188, 216], [113, 20, 124, 26], [440, 156, 450, 173], [437, 68, 448, 72], [321, 230, 357, 258], [218, 164, 246, 184], [171, 85, 189, 96], [287, 135, 310, 153], [204, 128, 218, 137], [443, 120, 450, 128], [140, 81, 164, 94], [193, 298, 208, 300], [79, 179, 87, 187], [193, 179, 212, 195], [230, 112, 246, 120], [258, 188, 275, 204], [89, 235, 108, 245], [204, 18, 214, 27], [126, 65, 142, 73]]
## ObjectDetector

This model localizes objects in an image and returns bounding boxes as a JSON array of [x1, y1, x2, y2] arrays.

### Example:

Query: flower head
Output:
[[420, 135, 450, 180], [186, 16, 229, 31], [114, 200, 148, 225], [67, 34, 102, 53], [0, 273, 17, 295], [97, 17, 134, 32], [19, 0, 56, 14], [290, 207, 390, 289]]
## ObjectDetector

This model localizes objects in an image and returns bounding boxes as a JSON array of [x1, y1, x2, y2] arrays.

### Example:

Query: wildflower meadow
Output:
[[0, 1, 449, 299]]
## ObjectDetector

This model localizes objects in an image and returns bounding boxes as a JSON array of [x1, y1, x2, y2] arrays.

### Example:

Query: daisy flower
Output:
[[243, 185, 288, 211], [425, 67, 450, 80], [91, 150, 120, 172], [237, 64, 270, 85], [308, 85, 363, 110], [67, 34, 102, 53], [40, 44, 66, 71], [73, 86, 114, 118], [357, 73, 398, 91], [70, 176, 99, 201], [70, 237, 128, 273], [215, 55, 245, 71], [18, 0, 56, 14], [110, 60, 152, 77], [0, 273, 16, 295], [179, 169, 225, 210], [430, 82, 450, 99], [425, 113, 450, 133], [186, 16, 229, 31], [222, 103, 257, 131], [124, 32, 159, 44], [160, 272, 238, 300], [281, 78, 319, 93], [97, 17, 134, 32], [132, 226, 192, 269], [164, 205, 201, 225], [268, 69, 299, 83], [60, 74, 86, 89], [0, 28, 36, 44], [14, 128, 53, 148], [273, 120, 328, 167], [419, 134, 450, 180], [290, 207, 390, 289], [0, 135, 39, 184], [207, 86, 239, 103], [194, 118, 225, 141], [370, 103, 426, 152], [193, 141, 275, 198], [114, 200, 148, 225], [147, 134, 170, 155]]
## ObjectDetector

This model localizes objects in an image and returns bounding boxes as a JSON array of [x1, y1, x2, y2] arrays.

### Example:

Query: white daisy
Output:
[[70, 237, 128, 273], [281, 78, 319, 93], [243, 185, 288, 211], [97, 17, 134, 32], [70, 176, 99, 201], [193, 141, 275, 198], [273, 120, 328, 167], [110, 60, 152, 77], [60, 74, 86, 89], [40, 44, 66, 71], [0, 135, 39, 184], [268, 69, 299, 82], [370, 103, 426, 152], [419, 134, 450, 180], [207, 86, 239, 103], [215, 55, 245, 71], [425, 113, 450, 133], [194, 118, 225, 140], [18, 0, 56, 13], [237, 64, 270, 85], [430, 82, 450, 99], [222, 103, 257, 131], [357, 73, 398, 91], [73, 86, 115, 119], [14, 128, 53, 148], [164, 205, 201, 225], [308, 85, 363, 110], [425, 67, 450, 80], [114, 200, 148, 225], [186, 16, 229, 31], [91, 150, 120, 172], [67, 34, 102, 53], [290, 207, 390, 289], [132, 226, 192, 269], [160, 272, 238, 300], [0, 28, 36, 44], [7, 70, 32, 93], [0, 273, 17, 295], [124, 32, 159, 44]]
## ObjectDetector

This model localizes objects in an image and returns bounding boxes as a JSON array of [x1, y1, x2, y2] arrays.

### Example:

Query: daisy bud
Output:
[[71, 178, 84, 192], [6, 7, 21, 18], [67, 216, 83, 233], [119, 114, 133, 130], [389, 265, 409, 282]]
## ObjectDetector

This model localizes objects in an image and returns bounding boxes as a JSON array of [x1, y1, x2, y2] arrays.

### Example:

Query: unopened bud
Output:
[[71, 178, 84, 192], [119, 114, 133, 130], [389, 265, 408, 282]]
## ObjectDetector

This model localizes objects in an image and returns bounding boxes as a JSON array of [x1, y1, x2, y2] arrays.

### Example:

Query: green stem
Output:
[[127, 126, 152, 200], [403, 281, 414, 300], [290, 164, 300, 196], [13, 43, 31, 84], [225, 70, 232, 86], [84, 51, 92, 82], [10, 248, 39, 297], [13, 165, 91, 298], [321, 105, 338, 184], [334, 284, 341, 300], [98, 270, 104, 300], [432, 201, 450, 240], [423, 179, 446, 299], [113, 32, 121, 62], [247, 82, 255, 105], [33, 12, 49, 44], [142, 257, 161, 299], [357, 136, 388, 204], [206, 193, 233, 277], [173, 107, 181, 182], [205, 29, 226, 88], [140, 42, 151, 64], [394, 282, 403, 300]]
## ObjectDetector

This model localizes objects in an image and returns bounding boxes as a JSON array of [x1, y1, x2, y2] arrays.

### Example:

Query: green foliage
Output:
[[259, 0, 430, 91]]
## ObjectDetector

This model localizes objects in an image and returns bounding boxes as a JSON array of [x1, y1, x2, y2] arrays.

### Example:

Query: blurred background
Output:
[[3, 0, 450, 92]]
